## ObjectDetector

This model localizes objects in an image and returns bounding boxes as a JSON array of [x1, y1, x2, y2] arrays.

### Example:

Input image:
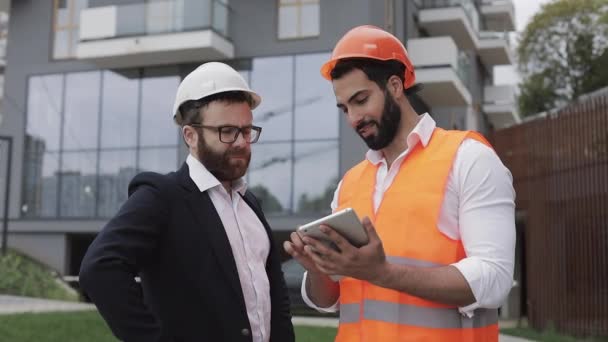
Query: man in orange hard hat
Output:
[[285, 25, 515, 341]]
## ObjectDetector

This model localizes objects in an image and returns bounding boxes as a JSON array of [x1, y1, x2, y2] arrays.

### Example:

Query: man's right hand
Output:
[[283, 231, 340, 309], [283, 232, 320, 273]]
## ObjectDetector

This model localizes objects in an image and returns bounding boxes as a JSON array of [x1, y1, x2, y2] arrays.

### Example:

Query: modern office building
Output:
[[0, 0, 517, 283]]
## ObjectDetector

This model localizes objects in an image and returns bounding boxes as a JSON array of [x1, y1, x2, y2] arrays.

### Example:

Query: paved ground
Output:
[[1, 295, 533, 341], [0, 295, 94, 314]]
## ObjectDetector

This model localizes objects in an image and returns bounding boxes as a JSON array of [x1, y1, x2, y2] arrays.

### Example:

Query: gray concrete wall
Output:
[[229, 0, 380, 58], [7, 233, 68, 274]]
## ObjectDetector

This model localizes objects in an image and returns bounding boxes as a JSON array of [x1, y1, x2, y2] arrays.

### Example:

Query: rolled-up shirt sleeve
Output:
[[300, 181, 342, 313], [450, 141, 516, 317], [301, 271, 339, 313]]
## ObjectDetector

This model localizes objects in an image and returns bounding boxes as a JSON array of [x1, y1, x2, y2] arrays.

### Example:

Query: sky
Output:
[[494, 0, 552, 85]]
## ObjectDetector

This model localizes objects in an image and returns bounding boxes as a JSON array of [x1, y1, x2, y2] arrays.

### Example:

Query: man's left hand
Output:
[[301, 216, 388, 282]]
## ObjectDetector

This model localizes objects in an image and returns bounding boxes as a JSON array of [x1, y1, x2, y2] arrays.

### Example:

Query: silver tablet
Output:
[[297, 208, 369, 248]]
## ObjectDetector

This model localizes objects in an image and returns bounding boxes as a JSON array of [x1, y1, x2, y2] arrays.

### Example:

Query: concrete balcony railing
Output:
[[419, 0, 481, 50], [408, 36, 473, 106], [480, 0, 516, 31], [76, 0, 233, 69], [477, 30, 514, 66], [483, 84, 521, 128], [418, 0, 514, 67]]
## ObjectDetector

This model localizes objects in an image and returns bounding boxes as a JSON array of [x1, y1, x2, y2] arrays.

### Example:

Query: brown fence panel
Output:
[[490, 92, 608, 338]]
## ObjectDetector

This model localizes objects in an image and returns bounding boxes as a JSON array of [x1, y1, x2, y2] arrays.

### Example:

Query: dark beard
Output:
[[196, 133, 250, 182], [356, 90, 401, 150]]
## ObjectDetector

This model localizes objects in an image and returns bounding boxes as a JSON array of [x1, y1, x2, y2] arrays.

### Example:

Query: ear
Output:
[[182, 125, 198, 149], [387, 75, 404, 99]]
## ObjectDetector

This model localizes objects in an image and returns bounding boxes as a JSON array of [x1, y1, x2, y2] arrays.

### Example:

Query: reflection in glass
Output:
[[249, 143, 292, 213], [138, 147, 178, 174], [251, 56, 293, 142], [101, 71, 139, 148], [295, 53, 339, 140], [63, 71, 101, 150], [26, 74, 63, 151], [139, 74, 180, 147], [22, 152, 60, 218], [60, 151, 97, 217], [293, 141, 338, 214], [98, 150, 137, 217]]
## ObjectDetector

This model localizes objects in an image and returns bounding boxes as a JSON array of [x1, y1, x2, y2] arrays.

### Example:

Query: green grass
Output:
[[0, 249, 79, 301], [0, 311, 116, 342], [501, 327, 608, 342], [294, 325, 337, 341], [0, 311, 337, 341]]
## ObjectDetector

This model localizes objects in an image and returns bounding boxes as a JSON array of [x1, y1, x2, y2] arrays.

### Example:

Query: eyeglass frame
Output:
[[189, 123, 263, 144]]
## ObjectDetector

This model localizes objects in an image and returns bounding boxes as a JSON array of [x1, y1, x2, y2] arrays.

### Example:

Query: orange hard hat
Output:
[[321, 25, 416, 89]]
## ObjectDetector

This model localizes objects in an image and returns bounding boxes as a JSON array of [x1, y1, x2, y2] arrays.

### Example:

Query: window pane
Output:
[[26, 74, 63, 151], [212, 0, 228, 36], [55, 5, 69, 27], [278, 6, 298, 39], [74, 0, 89, 19], [301, 3, 320, 37], [53, 30, 70, 59], [22, 152, 59, 218], [293, 141, 338, 214], [249, 143, 292, 213], [98, 150, 137, 217], [101, 71, 139, 148], [295, 53, 338, 140], [251, 56, 293, 142], [139, 74, 180, 147], [63, 71, 101, 150], [138, 147, 178, 173], [146, 1, 175, 34], [60, 151, 97, 217], [183, 0, 211, 31]]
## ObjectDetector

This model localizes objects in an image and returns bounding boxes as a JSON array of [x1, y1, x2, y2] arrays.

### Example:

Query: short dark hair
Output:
[[330, 58, 422, 96], [175, 90, 255, 127]]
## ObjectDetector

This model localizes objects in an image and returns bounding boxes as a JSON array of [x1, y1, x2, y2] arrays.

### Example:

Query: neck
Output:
[[381, 102, 420, 168], [221, 181, 233, 194]]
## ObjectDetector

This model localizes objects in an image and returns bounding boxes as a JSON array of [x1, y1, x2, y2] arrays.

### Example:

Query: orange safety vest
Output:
[[335, 128, 499, 342]]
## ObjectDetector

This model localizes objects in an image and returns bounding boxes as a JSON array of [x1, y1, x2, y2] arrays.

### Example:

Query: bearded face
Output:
[[196, 130, 251, 182], [355, 90, 401, 150]]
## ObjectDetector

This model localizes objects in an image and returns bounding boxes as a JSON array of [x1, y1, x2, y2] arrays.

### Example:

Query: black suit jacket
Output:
[[79, 163, 295, 342]]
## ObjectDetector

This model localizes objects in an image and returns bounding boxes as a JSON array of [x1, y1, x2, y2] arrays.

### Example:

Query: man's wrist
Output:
[[370, 260, 393, 287]]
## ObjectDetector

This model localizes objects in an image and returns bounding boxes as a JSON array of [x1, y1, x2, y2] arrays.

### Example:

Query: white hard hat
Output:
[[172, 62, 261, 123]]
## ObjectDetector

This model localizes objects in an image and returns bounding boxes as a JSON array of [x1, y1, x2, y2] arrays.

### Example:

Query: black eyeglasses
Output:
[[189, 124, 262, 144]]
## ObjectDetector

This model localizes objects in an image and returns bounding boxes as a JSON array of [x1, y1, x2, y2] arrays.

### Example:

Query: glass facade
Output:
[[22, 52, 339, 218], [23, 69, 180, 218]]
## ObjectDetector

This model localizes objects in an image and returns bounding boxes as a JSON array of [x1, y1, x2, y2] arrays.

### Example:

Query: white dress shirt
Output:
[[302, 113, 516, 317], [187, 155, 271, 342]]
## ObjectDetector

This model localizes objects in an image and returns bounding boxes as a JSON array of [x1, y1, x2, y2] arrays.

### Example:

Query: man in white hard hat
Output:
[[80, 62, 295, 342]]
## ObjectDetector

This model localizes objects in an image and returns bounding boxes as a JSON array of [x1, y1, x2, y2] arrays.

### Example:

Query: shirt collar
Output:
[[365, 113, 436, 165], [186, 154, 247, 194]]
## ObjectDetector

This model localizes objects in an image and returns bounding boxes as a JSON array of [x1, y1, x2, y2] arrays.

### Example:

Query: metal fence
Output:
[[490, 91, 608, 337]]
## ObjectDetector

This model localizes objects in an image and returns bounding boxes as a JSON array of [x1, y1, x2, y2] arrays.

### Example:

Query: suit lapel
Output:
[[177, 163, 246, 307]]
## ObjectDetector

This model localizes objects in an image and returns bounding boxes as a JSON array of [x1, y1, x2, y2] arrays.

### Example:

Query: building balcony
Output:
[[477, 31, 514, 67], [418, 0, 481, 50], [408, 37, 472, 106], [480, 0, 516, 31], [76, 0, 233, 69], [483, 84, 520, 128]]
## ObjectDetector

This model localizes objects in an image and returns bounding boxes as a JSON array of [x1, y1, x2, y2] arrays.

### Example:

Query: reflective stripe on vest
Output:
[[340, 300, 498, 329]]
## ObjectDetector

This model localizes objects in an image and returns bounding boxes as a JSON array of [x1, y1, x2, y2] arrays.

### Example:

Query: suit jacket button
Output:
[[241, 328, 250, 336]]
